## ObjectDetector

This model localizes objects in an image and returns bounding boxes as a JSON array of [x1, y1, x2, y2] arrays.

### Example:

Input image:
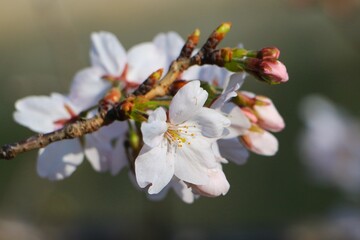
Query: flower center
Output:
[[53, 104, 79, 128], [165, 124, 196, 148], [102, 64, 139, 90]]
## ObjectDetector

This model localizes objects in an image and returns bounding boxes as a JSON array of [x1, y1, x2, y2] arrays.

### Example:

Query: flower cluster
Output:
[[13, 25, 287, 203]]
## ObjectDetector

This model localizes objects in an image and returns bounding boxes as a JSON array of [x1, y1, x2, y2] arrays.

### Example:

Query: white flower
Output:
[[13, 93, 127, 180], [300, 95, 360, 194], [135, 81, 231, 194], [69, 31, 167, 110]]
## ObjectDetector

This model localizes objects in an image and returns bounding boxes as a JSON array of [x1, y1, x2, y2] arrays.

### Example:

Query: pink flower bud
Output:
[[260, 60, 289, 84], [244, 58, 289, 84], [254, 96, 285, 132], [241, 125, 279, 156], [257, 47, 280, 60], [190, 168, 230, 197]]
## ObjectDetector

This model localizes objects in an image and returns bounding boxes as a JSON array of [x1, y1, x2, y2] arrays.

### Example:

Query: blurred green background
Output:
[[0, 0, 360, 239]]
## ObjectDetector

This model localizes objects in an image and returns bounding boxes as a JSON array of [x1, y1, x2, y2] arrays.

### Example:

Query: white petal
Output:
[[13, 93, 75, 133], [187, 108, 230, 138], [197, 65, 231, 88], [191, 167, 230, 197], [222, 73, 246, 94], [37, 139, 84, 181], [174, 137, 217, 185], [141, 108, 167, 147], [69, 67, 111, 111], [153, 31, 184, 66], [90, 31, 127, 76], [172, 179, 195, 204], [242, 130, 278, 156], [84, 133, 112, 173], [126, 42, 167, 84], [148, 106, 167, 122], [85, 121, 128, 174], [135, 143, 174, 194], [212, 142, 228, 164], [211, 74, 243, 110], [217, 138, 249, 165], [111, 136, 128, 175], [169, 80, 208, 125]]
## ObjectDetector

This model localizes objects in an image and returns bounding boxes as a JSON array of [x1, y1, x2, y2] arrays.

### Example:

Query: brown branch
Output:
[[0, 22, 232, 160], [1, 110, 106, 160]]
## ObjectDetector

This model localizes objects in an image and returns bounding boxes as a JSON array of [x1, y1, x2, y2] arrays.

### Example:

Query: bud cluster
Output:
[[224, 47, 289, 84]]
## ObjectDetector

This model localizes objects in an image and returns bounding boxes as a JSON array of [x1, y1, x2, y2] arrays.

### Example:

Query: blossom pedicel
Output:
[[2, 23, 289, 203]]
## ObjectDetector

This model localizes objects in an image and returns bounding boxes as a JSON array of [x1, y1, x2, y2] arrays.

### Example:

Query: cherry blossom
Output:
[[135, 80, 231, 194], [13, 93, 127, 180], [69, 31, 167, 110]]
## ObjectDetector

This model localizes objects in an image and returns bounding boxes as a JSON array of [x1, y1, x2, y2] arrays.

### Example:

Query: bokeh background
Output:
[[0, 0, 360, 239]]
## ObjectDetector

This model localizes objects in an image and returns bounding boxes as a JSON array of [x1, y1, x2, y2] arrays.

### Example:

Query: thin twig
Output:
[[0, 22, 232, 160]]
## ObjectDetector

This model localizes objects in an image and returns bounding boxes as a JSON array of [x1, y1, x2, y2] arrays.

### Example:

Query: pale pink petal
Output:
[[217, 138, 249, 165], [37, 139, 84, 180], [187, 108, 230, 138], [242, 130, 278, 156], [169, 80, 208, 125], [13, 93, 75, 133], [69, 67, 110, 111], [126, 42, 167, 84], [135, 143, 175, 194], [141, 108, 167, 147], [191, 167, 230, 197], [90, 31, 127, 76]]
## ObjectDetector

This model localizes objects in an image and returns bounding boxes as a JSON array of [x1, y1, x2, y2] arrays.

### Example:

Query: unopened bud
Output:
[[244, 58, 289, 84], [238, 91, 285, 132], [253, 95, 285, 132], [257, 47, 280, 60], [241, 125, 279, 156], [215, 22, 232, 40], [104, 88, 121, 104], [169, 80, 188, 96], [129, 129, 140, 151], [260, 60, 288, 84]]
